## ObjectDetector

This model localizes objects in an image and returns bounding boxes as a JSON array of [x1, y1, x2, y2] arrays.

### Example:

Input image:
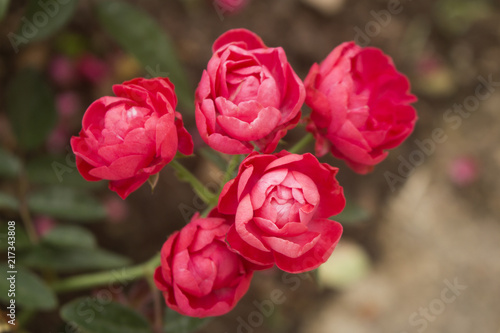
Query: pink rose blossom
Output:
[[195, 29, 305, 154], [305, 42, 418, 174], [154, 213, 253, 317], [71, 77, 193, 199], [218, 151, 345, 273]]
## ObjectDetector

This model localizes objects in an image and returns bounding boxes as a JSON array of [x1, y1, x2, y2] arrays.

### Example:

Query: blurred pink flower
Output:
[[449, 156, 479, 186], [214, 0, 249, 13], [104, 196, 129, 223], [77, 54, 110, 84], [49, 55, 78, 87], [34, 216, 57, 237], [56, 91, 83, 119], [46, 125, 69, 153]]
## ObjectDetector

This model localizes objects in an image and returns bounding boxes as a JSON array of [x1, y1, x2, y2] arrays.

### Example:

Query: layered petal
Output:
[[195, 28, 305, 155], [305, 42, 417, 173], [154, 214, 254, 317], [71, 77, 193, 198], [220, 152, 346, 273]]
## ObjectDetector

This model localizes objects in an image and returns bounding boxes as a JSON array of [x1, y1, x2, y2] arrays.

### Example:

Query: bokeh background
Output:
[[1, 0, 499, 332]]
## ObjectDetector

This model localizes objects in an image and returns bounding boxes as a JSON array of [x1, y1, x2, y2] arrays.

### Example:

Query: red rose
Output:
[[305, 42, 418, 174], [195, 29, 305, 154], [218, 151, 345, 273], [154, 213, 253, 317], [71, 77, 193, 199]]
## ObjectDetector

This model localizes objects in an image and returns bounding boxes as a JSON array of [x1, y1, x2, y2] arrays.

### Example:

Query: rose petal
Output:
[[273, 219, 343, 273]]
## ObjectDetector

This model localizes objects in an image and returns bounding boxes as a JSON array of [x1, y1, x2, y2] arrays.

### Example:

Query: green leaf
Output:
[[6, 68, 57, 150], [42, 225, 96, 249], [61, 298, 152, 333], [0, 192, 19, 211], [28, 186, 107, 222], [0, 0, 9, 21], [55, 32, 88, 57], [19, 0, 79, 42], [332, 200, 370, 225], [0, 264, 57, 310], [21, 245, 130, 272], [26, 155, 105, 189], [95, 1, 193, 110], [0, 148, 21, 179], [164, 308, 211, 333], [0, 222, 31, 251]]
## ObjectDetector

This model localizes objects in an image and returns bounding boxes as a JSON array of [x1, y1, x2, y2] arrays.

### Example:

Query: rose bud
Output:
[[195, 29, 305, 154], [305, 42, 418, 174], [218, 151, 345, 273], [71, 77, 193, 199], [154, 213, 254, 317]]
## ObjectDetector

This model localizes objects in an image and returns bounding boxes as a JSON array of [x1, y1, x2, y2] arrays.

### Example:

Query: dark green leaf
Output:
[[0, 0, 9, 21], [19, 0, 79, 42], [0, 192, 19, 211], [28, 186, 107, 222], [21, 245, 130, 272], [26, 155, 105, 189], [0, 264, 57, 310], [42, 225, 96, 249], [0, 222, 31, 251], [332, 200, 370, 225], [0, 148, 20, 179], [6, 68, 57, 150], [95, 1, 193, 110], [164, 308, 211, 333], [55, 32, 88, 57], [61, 298, 152, 333]]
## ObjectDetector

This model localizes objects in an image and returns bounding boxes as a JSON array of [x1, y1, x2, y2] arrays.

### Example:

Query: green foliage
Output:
[[20, 0, 79, 42], [0, 147, 21, 179], [61, 298, 152, 333], [0, 264, 58, 310], [21, 245, 130, 272], [42, 225, 96, 249], [0, 223, 31, 251], [332, 200, 370, 225], [164, 308, 212, 333], [95, 1, 193, 110], [26, 155, 105, 189], [198, 148, 229, 171], [28, 186, 107, 222], [6, 68, 57, 150], [0, 0, 9, 21], [434, 0, 491, 34], [0, 192, 19, 211]]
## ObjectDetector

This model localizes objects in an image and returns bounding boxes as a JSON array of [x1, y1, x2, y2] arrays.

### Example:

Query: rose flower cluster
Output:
[[72, 29, 417, 317]]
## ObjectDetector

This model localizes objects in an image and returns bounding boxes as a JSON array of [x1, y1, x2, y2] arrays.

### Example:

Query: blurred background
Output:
[[1, 0, 499, 332]]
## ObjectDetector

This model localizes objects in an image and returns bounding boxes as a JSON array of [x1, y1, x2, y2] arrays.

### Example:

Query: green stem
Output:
[[201, 155, 242, 217], [288, 133, 315, 154], [220, 155, 241, 187], [18, 165, 38, 244], [170, 160, 215, 204], [51, 253, 161, 293]]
